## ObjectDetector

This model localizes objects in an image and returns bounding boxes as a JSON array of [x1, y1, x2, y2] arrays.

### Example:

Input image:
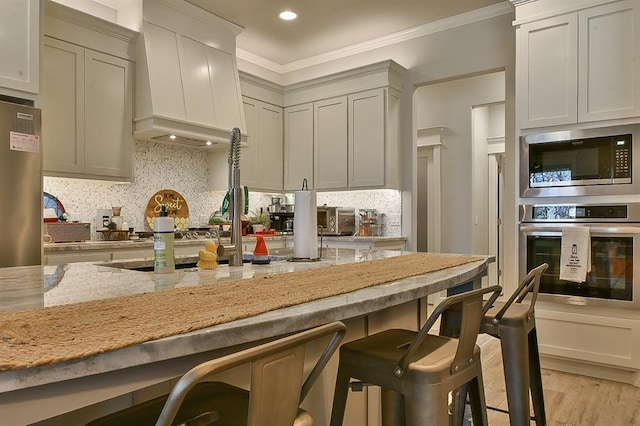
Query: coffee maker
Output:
[[270, 212, 294, 234]]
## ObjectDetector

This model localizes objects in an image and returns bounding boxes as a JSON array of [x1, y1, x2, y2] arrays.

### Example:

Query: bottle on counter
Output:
[[154, 205, 175, 273]]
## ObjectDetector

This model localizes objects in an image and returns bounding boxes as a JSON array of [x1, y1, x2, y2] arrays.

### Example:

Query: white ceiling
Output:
[[186, 0, 507, 66]]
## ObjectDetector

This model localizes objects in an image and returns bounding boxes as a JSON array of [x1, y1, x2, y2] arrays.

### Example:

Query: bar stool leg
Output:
[[528, 327, 547, 426], [500, 326, 531, 426], [451, 386, 467, 426], [468, 374, 489, 426], [330, 362, 353, 426], [404, 385, 449, 426], [381, 388, 405, 426]]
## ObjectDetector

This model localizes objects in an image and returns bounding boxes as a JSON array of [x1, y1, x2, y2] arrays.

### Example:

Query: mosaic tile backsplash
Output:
[[44, 140, 401, 239]]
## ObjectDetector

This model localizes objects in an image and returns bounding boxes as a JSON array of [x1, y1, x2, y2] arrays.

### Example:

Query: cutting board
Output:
[[145, 189, 190, 231]]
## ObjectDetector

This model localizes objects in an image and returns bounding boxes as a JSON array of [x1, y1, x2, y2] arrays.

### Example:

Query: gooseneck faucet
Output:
[[217, 127, 243, 266]]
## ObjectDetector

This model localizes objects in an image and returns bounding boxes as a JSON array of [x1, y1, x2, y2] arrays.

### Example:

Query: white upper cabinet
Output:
[[284, 60, 405, 191], [284, 103, 314, 191], [314, 97, 348, 190], [0, 0, 39, 95], [43, 2, 135, 181], [516, 0, 639, 128], [241, 97, 283, 191], [578, 1, 640, 122]]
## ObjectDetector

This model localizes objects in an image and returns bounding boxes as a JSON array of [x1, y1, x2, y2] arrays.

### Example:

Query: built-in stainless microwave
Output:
[[520, 124, 640, 197]]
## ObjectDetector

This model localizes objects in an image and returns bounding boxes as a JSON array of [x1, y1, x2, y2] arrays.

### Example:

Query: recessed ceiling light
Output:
[[169, 134, 176, 140], [279, 10, 297, 21], [206, 140, 212, 146]]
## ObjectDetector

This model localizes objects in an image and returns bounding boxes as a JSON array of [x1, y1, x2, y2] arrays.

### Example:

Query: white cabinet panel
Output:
[[143, 22, 186, 120], [579, 1, 640, 121], [241, 97, 283, 191], [518, 14, 578, 128], [0, 0, 39, 94], [284, 103, 314, 191], [84, 50, 133, 179], [314, 97, 348, 190], [208, 47, 245, 131], [42, 38, 85, 174], [349, 89, 385, 188], [178, 35, 216, 125], [43, 36, 133, 181]]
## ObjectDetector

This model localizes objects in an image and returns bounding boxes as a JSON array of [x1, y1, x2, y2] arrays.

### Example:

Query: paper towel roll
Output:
[[294, 189, 318, 259]]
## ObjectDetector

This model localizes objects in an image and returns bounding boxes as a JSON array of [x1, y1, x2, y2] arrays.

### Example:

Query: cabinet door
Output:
[[284, 103, 314, 191], [42, 37, 85, 174], [241, 98, 260, 188], [349, 89, 385, 188], [518, 14, 578, 128], [0, 0, 39, 94], [84, 50, 133, 180], [258, 104, 283, 190], [314, 97, 348, 190], [579, 1, 640, 122]]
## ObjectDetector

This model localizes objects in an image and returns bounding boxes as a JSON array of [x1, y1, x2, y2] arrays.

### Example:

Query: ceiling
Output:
[[186, 0, 507, 66]]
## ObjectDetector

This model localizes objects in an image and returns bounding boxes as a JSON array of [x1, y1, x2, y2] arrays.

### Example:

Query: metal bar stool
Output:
[[329, 285, 502, 426], [87, 321, 346, 426], [479, 263, 549, 426]]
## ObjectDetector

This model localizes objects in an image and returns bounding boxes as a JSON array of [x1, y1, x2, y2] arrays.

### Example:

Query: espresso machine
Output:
[[269, 195, 294, 233]]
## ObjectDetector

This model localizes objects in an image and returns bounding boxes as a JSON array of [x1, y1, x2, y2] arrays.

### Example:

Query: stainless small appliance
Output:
[[520, 203, 640, 309], [269, 212, 294, 234], [520, 124, 640, 197], [317, 206, 356, 236]]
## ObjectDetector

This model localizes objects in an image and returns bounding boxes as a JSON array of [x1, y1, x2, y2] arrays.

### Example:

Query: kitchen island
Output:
[[0, 249, 490, 424]]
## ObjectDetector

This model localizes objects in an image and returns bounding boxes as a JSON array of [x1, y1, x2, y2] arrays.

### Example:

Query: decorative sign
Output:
[[145, 189, 190, 231]]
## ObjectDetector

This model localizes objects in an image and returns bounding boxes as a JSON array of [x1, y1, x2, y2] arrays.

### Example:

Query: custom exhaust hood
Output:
[[134, 0, 247, 148]]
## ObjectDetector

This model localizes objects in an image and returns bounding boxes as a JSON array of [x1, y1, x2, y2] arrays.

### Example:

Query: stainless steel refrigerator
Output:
[[0, 100, 42, 267]]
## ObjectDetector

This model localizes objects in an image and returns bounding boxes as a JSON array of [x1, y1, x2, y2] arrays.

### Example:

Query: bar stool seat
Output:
[[330, 285, 502, 426], [480, 263, 549, 426], [87, 321, 346, 426]]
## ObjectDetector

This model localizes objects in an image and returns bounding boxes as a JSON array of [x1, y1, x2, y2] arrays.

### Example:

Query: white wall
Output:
[[415, 72, 506, 254]]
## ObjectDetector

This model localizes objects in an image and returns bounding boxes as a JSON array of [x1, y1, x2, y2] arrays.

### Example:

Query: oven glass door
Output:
[[521, 225, 639, 308]]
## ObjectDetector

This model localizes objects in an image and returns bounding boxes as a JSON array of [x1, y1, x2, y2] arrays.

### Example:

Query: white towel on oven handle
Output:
[[559, 226, 591, 283]]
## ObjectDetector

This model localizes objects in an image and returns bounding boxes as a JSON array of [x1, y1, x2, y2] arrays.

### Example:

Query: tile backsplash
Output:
[[44, 140, 401, 239]]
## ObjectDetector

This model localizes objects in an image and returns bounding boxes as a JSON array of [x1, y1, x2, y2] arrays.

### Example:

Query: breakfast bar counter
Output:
[[0, 249, 490, 424]]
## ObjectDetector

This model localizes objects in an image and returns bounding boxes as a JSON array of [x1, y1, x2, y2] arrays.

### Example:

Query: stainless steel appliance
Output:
[[520, 124, 640, 197], [0, 99, 42, 267], [269, 212, 294, 234], [317, 206, 356, 236], [520, 203, 640, 309]]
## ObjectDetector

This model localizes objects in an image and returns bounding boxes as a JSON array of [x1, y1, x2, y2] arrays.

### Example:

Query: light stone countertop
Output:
[[0, 249, 490, 423]]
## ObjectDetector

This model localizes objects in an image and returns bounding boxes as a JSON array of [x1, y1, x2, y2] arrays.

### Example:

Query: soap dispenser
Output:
[[154, 205, 175, 273]]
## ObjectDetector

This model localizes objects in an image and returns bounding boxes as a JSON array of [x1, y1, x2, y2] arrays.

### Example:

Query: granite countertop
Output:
[[0, 249, 490, 423], [43, 235, 407, 252]]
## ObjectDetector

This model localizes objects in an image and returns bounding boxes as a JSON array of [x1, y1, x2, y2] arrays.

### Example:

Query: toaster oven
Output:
[[317, 207, 355, 236]]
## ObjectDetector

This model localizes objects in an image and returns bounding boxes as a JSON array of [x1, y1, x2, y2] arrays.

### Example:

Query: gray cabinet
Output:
[[517, 0, 640, 128], [284, 103, 314, 191], [241, 97, 283, 191], [314, 96, 348, 189], [42, 3, 136, 181]]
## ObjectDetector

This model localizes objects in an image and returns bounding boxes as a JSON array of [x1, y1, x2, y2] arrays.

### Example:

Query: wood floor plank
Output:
[[478, 336, 640, 425]]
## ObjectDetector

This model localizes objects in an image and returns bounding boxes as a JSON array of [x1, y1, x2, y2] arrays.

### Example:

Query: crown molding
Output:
[[236, 2, 514, 75]]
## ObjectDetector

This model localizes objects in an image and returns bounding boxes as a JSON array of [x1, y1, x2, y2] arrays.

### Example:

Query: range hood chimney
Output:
[[134, 0, 246, 148]]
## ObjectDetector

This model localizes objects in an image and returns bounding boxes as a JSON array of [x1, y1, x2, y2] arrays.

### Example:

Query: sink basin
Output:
[[119, 253, 289, 272]]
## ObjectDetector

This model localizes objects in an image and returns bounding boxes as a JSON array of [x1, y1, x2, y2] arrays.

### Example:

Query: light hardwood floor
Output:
[[479, 336, 640, 425]]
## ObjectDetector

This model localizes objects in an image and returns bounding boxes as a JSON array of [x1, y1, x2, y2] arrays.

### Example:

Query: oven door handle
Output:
[[520, 224, 640, 235]]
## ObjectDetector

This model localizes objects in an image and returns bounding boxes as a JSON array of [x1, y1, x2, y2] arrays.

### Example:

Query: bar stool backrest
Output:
[[394, 285, 502, 377], [492, 263, 549, 323], [156, 321, 347, 426]]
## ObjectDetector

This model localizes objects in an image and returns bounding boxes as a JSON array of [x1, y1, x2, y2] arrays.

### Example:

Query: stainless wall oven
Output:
[[520, 203, 640, 309], [520, 124, 640, 197]]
